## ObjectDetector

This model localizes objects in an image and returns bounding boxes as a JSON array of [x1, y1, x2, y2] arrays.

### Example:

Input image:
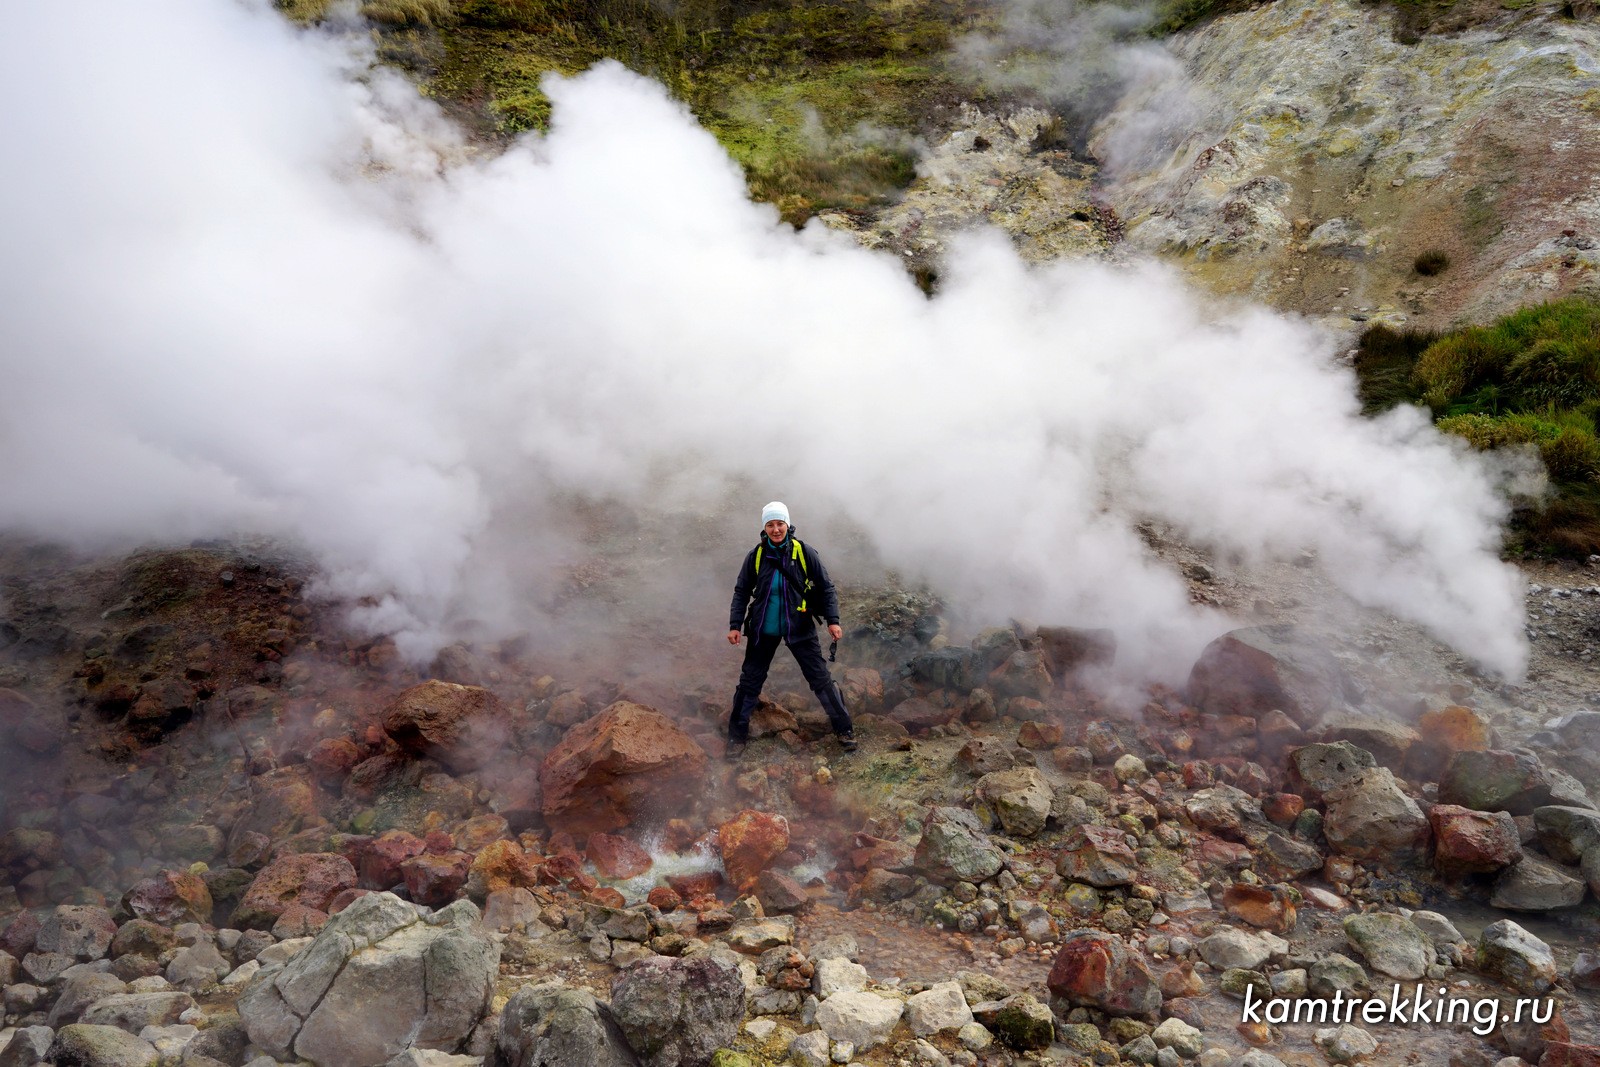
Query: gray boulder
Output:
[[46, 1025, 158, 1067], [608, 955, 745, 1067], [1287, 742, 1376, 803], [1322, 769, 1428, 863], [239, 892, 499, 1067], [973, 769, 1053, 838], [36, 908, 116, 963], [1477, 920, 1557, 994], [495, 983, 638, 1067], [1490, 856, 1588, 911], [0, 1027, 54, 1067], [46, 972, 128, 1028], [1341, 914, 1435, 980], [1532, 806, 1600, 865], [814, 990, 904, 1050], [79, 992, 195, 1033]]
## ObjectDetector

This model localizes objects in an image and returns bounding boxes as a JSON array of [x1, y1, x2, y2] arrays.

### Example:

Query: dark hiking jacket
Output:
[[728, 535, 841, 642]]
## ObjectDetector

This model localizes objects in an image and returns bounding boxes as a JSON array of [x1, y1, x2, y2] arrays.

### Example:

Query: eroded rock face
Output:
[[540, 702, 708, 834], [609, 955, 745, 1067], [1185, 625, 1347, 725], [381, 680, 511, 774], [1046, 931, 1161, 1017], [238, 892, 498, 1066]]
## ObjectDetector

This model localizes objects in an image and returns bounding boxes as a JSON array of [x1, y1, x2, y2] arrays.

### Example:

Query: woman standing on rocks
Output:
[[725, 501, 855, 757]]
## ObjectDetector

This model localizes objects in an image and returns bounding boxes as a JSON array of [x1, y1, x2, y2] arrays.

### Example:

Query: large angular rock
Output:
[[1046, 931, 1160, 1017], [1320, 718, 1417, 771], [0, 1026, 53, 1067], [904, 982, 972, 1036], [716, 811, 789, 893], [238, 892, 498, 1066], [380, 680, 511, 774], [232, 853, 358, 931], [540, 702, 708, 834], [1477, 920, 1558, 994], [46, 1025, 158, 1067], [1287, 743, 1376, 803], [495, 982, 637, 1067], [609, 955, 743, 1067], [814, 990, 904, 1050], [1342, 914, 1435, 980], [973, 768, 1053, 839], [1439, 750, 1552, 815], [907, 648, 978, 692], [913, 807, 1005, 884], [986, 650, 1053, 700], [35, 907, 116, 962], [1533, 806, 1600, 865], [1322, 769, 1428, 864], [47, 973, 129, 1027], [1490, 856, 1588, 912], [1185, 625, 1348, 725], [1428, 805, 1522, 874], [1055, 825, 1137, 887]]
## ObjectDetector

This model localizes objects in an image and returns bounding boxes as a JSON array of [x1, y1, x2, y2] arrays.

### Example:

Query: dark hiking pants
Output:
[[728, 630, 852, 742]]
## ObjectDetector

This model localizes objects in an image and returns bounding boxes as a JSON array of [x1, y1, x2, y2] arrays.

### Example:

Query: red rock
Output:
[[1182, 762, 1216, 789], [271, 904, 329, 939], [1018, 722, 1064, 750], [306, 738, 362, 784], [454, 814, 511, 853], [1262, 793, 1305, 826], [588, 833, 653, 880], [326, 888, 371, 913], [841, 668, 883, 713], [755, 869, 809, 913], [1047, 930, 1161, 1017], [1056, 825, 1138, 887], [667, 871, 723, 899], [401, 851, 471, 906], [380, 680, 511, 773], [0, 910, 40, 956], [1052, 745, 1094, 772], [718, 810, 790, 892], [1186, 625, 1347, 726], [664, 820, 700, 852], [122, 871, 212, 927], [424, 830, 456, 855], [540, 702, 709, 834], [1428, 804, 1522, 874], [647, 886, 682, 911], [470, 840, 542, 895], [1195, 837, 1252, 870], [360, 830, 427, 889], [1543, 1043, 1600, 1067], [1222, 883, 1296, 932], [232, 853, 357, 930], [588, 887, 628, 908]]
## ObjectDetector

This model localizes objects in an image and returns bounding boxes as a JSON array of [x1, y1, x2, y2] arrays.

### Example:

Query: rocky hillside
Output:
[[2, 540, 1600, 1065]]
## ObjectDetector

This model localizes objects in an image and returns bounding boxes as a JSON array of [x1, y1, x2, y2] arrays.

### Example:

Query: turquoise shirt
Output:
[[761, 555, 786, 636]]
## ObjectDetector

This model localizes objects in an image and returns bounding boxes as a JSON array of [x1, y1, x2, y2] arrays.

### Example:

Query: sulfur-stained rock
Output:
[[380, 680, 511, 774], [1429, 805, 1522, 874], [717, 811, 790, 893], [1407, 705, 1491, 780], [540, 702, 708, 834], [973, 768, 1053, 838], [1222, 883, 1297, 932], [467, 839, 541, 899], [587, 832, 653, 880], [914, 807, 1005, 884], [1047, 931, 1161, 1017]]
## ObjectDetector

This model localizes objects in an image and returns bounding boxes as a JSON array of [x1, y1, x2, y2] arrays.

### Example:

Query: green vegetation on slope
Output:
[[281, 0, 971, 223], [1356, 298, 1600, 555]]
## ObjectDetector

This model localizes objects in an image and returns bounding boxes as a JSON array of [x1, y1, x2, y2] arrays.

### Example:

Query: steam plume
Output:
[[0, 0, 1527, 681]]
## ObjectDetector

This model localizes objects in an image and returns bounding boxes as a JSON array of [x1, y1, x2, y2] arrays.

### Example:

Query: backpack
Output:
[[753, 536, 825, 625]]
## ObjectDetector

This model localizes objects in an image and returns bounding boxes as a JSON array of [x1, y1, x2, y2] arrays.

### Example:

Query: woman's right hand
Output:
[[727, 629, 741, 646]]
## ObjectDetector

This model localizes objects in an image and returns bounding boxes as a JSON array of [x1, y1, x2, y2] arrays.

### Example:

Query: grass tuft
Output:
[[1413, 249, 1451, 275]]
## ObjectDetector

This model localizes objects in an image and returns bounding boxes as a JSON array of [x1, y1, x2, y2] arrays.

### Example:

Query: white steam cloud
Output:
[[0, 0, 1527, 680]]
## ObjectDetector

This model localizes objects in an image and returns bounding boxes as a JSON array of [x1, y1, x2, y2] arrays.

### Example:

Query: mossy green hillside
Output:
[[1355, 297, 1600, 554]]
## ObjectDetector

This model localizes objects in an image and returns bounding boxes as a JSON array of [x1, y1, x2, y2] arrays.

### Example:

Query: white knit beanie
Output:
[[761, 501, 790, 526]]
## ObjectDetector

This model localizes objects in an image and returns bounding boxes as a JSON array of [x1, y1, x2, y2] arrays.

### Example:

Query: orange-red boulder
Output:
[[717, 810, 790, 892], [232, 852, 356, 930], [1047, 931, 1161, 1017], [360, 830, 427, 888], [588, 833, 653, 880], [402, 851, 471, 906], [540, 702, 708, 833], [380, 679, 511, 773], [469, 839, 542, 895], [1429, 804, 1522, 874]]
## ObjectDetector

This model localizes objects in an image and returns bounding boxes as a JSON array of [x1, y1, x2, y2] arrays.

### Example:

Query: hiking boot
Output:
[[837, 732, 858, 754], [725, 739, 748, 761]]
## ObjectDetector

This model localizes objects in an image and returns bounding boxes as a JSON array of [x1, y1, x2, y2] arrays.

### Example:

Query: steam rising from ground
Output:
[[0, 0, 1527, 681]]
